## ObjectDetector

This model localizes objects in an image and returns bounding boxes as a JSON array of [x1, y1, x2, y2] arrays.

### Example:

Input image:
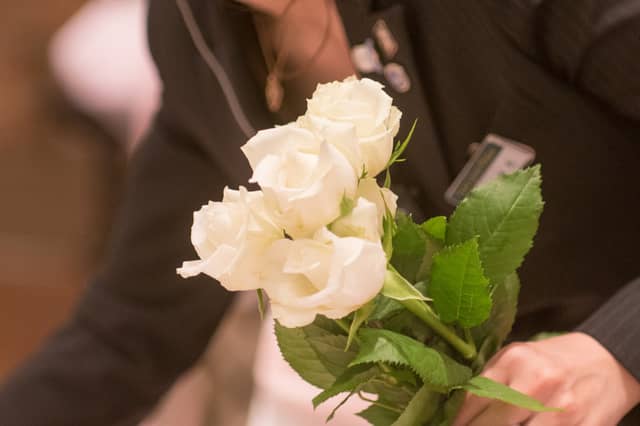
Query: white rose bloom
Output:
[[356, 177, 398, 230], [241, 124, 358, 238], [263, 228, 387, 328], [330, 197, 381, 242], [296, 115, 363, 175], [303, 77, 402, 178], [177, 187, 282, 291], [331, 178, 398, 242]]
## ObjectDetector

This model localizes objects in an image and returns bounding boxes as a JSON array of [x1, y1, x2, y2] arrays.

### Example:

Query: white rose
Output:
[[356, 177, 398, 230], [241, 124, 358, 238], [330, 197, 381, 241], [263, 228, 387, 327], [331, 178, 398, 241], [177, 187, 282, 291], [296, 115, 364, 175], [302, 77, 402, 178]]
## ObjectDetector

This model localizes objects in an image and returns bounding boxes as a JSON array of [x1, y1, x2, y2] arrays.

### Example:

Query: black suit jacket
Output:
[[0, 1, 638, 424]]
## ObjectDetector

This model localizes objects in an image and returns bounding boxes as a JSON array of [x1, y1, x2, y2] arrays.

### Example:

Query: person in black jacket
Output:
[[0, 1, 639, 425]]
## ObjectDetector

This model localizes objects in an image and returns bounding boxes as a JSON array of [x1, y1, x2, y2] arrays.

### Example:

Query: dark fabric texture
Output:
[[0, 0, 638, 424], [579, 277, 640, 383], [578, 279, 640, 425]]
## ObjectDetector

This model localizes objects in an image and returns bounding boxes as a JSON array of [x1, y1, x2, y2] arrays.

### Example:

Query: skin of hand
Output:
[[453, 332, 640, 426]]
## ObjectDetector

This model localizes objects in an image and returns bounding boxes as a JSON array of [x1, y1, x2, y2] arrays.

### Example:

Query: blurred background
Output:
[[0, 0, 124, 377], [0, 1, 259, 424]]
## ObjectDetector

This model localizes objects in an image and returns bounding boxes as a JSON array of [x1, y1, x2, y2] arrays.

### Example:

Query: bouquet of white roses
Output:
[[178, 77, 553, 425]]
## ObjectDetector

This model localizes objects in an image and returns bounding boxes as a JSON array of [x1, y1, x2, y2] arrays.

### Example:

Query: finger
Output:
[[525, 387, 584, 426], [467, 365, 560, 426], [452, 369, 508, 426], [451, 394, 493, 426], [467, 400, 532, 426]]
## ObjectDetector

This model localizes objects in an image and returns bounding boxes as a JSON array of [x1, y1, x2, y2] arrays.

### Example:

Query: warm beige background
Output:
[[0, 3, 258, 425], [0, 0, 123, 378]]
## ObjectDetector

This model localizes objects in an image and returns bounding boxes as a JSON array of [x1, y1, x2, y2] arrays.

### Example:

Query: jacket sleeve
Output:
[[538, 0, 640, 122], [537, 0, 640, 380], [0, 1, 237, 424], [578, 277, 640, 382]]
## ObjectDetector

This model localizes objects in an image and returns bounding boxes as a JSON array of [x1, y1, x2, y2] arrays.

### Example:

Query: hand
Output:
[[453, 332, 640, 426]]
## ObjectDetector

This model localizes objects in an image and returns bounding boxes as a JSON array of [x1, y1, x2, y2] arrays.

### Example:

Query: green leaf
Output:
[[422, 216, 447, 242], [307, 335, 358, 377], [369, 281, 427, 323], [386, 119, 417, 169], [471, 273, 520, 368], [383, 208, 395, 260], [385, 368, 419, 388], [530, 331, 565, 342], [275, 319, 354, 389], [256, 289, 265, 320], [382, 266, 430, 302], [391, 213, 421, 281], [384, 168, 392, 189], [369, 281, 428, 324], [392, 385, 441, 426], [361, 381, 414, 408], [429, 238, 492, 328], [446, 165, 544, 286], [359, 164, 369, 180], [379, 281, 432, 341], [340, 194, 356, 217], [358, 404, 401, 426], [313, 364, 380, 408], [312, 315, 345, 335], [462, 376, 559, 412], [347, 300, 376, 350], [414, 280, 428, 295], [415, 237, 442, 284], [383, 310, 433, 344], [391, 213, 439, 283], [369, 294, 404, 321], [350, 329, 472, 393]]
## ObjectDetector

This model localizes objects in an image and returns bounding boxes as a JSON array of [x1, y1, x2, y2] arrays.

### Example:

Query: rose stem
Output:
[[399, 299, 477, 360]]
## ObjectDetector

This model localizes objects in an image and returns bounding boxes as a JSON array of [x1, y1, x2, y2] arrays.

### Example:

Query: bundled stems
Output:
[[399, 298, 477, 360]]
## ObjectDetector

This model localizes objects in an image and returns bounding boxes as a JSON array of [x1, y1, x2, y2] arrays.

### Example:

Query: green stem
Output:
[[399, 299, 477, 360], [464, 328, 477, 353], [385, 266, 477, 360], [335, 318, 364, 347], [334, 318, 351, 335]]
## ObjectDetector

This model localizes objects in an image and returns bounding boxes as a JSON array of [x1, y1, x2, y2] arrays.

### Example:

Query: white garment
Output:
[[49, 0, 161, 149], [247, 314, 370, 426]]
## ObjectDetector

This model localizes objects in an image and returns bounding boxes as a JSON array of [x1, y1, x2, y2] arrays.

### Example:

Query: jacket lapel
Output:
[[336, 0, 454, 215]]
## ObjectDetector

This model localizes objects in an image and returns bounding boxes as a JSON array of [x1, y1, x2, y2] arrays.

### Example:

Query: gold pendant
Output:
[[265, 73, 284, 112]]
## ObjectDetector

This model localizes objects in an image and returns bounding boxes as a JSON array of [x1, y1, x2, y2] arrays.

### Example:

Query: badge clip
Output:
[[445, 134, 536, 206]]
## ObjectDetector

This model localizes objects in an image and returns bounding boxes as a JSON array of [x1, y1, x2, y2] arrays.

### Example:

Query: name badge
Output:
[[445, 134, 536, 206]]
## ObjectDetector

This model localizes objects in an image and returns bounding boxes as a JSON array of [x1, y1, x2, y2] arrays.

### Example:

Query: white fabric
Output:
[[49, 0, 161, 148]]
